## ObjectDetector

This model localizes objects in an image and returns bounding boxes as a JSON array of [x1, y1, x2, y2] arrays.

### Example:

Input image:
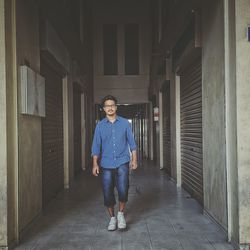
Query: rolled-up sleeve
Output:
[[91, 123, 101, 156], [126, 123, 137, 151]]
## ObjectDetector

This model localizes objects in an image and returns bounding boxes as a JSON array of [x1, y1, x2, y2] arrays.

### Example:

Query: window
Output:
[[124, 23, 139, 75], [103, 24, 118, 75]]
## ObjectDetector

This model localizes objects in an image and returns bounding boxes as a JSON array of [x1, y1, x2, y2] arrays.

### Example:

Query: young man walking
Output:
[[91, 95, 137, 231]]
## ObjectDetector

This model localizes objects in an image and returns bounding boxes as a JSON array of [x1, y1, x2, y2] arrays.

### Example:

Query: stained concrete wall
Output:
[[202, 0, 227, 228], [93, 0, 151, 104], [16, 0, 42, 232], [235, 0, 250, 245], [0, 0, 19, 247], [224, 0, 239, 244], [0, 0, 8, 246], [5, 0, 18, 245]]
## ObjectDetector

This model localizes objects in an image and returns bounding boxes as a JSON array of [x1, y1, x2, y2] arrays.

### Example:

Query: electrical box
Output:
[[20, 65, 46, 117]]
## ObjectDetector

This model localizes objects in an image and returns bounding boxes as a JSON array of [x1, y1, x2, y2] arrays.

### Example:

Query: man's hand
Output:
[[92, 165, 100, 176], [130, 160, 138, 170], [130, 150, 137, 170]]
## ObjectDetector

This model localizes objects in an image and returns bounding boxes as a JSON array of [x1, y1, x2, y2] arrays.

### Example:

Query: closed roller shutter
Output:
[[180, 58, 203, 205], [73, 83, 82, 176], [162, 83, 171, 176], [41, 59, 64, 207]]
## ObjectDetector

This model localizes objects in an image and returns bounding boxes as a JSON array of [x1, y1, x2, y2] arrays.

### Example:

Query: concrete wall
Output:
[[150, 0, 229, 231], [0, 0, 8, 246], [5, 0, 18, 245], [224, 0, 239, 244], [14, 0, 94, 239], [202, 0, 227, 228], [93, 0, 151, 104], [1, 0, 92, 247], [150, 0, 250, 245], [0, 0, 18, 246], [16, 0, 42, 232], [235, 0, 250, 246]]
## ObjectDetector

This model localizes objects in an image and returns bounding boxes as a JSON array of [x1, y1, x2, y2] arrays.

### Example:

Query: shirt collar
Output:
[[105, 115, 120, 123]]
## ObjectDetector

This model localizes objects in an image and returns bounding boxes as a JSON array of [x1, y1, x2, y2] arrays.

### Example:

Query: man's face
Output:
[[103, 100, 117, 116]]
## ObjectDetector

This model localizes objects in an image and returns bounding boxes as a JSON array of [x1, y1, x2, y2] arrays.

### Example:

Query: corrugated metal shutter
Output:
[[180, 59, 203, 205], [41, 60, 64, 207], [73, 83, 82, 176], [162, 83, 171, 175]]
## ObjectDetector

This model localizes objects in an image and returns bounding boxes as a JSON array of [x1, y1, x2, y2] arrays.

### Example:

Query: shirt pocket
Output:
[[100, 125, 112, 143]]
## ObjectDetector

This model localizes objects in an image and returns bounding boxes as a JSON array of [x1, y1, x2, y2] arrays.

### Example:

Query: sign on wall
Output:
[[154, 106, 159, 121], [20, 65, 46, 117]]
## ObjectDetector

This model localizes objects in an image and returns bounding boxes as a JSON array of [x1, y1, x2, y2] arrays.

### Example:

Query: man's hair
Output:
[[101, 95, 118, 107]]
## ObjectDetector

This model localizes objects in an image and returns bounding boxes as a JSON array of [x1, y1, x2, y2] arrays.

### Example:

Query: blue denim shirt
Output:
[[91, 116, 137, 169]]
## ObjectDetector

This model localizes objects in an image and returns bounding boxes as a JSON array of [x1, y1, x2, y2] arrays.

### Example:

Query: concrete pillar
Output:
[[159, 91, 164, 169], [224, 0, 238, 244], [81, 93, 86, 170], [202, 0, 228, 230], [63, 76, 70, 189], [175, 75, 181, 187], [235, 0, 250, 248], [149, 102, 154, 161], [0, 0, 18, 247], [0, 0, 8, 246]]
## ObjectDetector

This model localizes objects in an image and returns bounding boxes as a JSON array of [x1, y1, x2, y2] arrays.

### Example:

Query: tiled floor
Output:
[[15, 161, 235, 250]]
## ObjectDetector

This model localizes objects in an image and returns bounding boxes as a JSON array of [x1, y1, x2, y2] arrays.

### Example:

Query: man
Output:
[[91, 95, 137, 231]]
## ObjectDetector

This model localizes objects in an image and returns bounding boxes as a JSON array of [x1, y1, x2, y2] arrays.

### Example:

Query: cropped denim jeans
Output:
[[101, 162, 129, 207]]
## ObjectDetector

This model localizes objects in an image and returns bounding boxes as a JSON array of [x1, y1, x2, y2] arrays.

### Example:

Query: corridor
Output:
[[15, 161, 234, 250]]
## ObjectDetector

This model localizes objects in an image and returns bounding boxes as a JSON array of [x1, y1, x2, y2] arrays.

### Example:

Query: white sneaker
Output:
[[117, 211, 126, 230], [108, 216, 117, 231]]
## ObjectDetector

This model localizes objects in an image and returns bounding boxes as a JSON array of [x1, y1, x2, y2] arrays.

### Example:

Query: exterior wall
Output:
[[202, 0, 227, 228], [235, 0, 250, 246], [93, 0, 151, 104]]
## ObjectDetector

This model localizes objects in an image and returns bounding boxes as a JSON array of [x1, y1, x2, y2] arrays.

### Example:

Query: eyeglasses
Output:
[[103, 104, 116, 109]]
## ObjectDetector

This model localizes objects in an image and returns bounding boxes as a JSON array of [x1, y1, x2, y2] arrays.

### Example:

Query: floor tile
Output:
[[14, 160, 235, 250]]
